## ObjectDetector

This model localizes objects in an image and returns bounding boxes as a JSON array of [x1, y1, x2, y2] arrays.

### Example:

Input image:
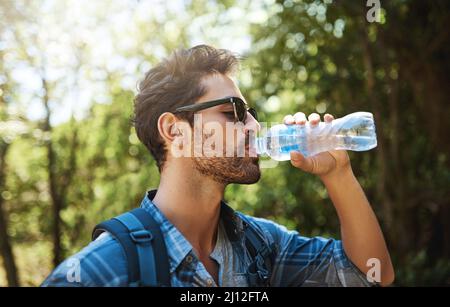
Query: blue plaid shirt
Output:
[[42, 190, 373, 287]]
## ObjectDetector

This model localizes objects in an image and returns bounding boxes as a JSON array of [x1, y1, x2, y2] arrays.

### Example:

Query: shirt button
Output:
[[207, 279, 214, 286], [185, 255, 193, 263]]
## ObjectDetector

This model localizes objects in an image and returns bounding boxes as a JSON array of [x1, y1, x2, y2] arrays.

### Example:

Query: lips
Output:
[[245, 146, 258, 157]]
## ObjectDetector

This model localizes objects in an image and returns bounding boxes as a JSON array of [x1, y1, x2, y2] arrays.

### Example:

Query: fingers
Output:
[[283, 114, 295, 125], [290, 151, 314, 172], [284, 112, 307, 125], [324, 113, 334, 123], [294, 112, 307, 124], [284, 112, 335, 126], [308, 113, 321, 127]]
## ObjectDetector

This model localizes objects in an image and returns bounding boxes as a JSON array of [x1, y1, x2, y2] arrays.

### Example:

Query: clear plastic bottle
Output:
[[256, 112, 377, 161]]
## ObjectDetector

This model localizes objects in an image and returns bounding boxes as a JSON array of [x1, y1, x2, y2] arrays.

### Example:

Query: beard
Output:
[[193, 132, 261, 184], [193, 155, 260, 184]]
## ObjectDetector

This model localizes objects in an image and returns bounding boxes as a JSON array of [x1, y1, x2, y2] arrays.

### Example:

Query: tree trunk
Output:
[[0, 142, 20, 286], [360, 23, 394, 234], [41, 77, 63, 268]]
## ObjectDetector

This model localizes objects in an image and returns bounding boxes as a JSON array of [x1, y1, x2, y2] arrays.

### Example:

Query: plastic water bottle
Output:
[[255, 112, 377, 161]]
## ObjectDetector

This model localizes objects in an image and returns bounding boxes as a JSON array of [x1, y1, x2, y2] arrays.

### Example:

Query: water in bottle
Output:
[[256, 111, 377, 161]]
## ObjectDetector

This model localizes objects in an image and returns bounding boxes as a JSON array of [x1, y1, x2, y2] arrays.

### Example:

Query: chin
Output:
[[193, 156, 261, 185], [231, 160, 261, 184]]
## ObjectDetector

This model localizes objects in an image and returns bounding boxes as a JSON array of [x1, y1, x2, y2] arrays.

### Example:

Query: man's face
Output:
[[178, 73, 261, 184]]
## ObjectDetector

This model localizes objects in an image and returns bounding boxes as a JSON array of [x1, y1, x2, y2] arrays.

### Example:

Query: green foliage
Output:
[[0, 0, 449, 286], [237, 0, 450, 286]]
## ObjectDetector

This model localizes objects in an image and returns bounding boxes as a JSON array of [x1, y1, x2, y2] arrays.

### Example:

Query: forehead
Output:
[[198, 73, 243, 103]]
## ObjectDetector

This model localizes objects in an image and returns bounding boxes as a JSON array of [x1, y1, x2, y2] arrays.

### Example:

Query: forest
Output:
[[0, 0, 449, 286]]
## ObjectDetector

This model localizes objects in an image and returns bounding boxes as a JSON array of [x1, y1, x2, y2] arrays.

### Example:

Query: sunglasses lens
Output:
[[248, 108, 258, 121], [234, 100, 247, 122], [232, 98, 257, 123]]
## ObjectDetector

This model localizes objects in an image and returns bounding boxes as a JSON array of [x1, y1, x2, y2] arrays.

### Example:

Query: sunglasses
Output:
[[173, 96, 257, 123]]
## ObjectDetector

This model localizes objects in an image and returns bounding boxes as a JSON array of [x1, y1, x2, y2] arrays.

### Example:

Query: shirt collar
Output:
[[139, 189, 244, 274]]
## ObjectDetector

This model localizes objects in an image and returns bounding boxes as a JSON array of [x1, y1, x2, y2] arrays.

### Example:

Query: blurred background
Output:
[[0, 0, 449, 286]]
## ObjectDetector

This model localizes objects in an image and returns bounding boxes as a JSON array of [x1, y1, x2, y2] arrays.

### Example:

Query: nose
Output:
[[244, 111, 261, 135]]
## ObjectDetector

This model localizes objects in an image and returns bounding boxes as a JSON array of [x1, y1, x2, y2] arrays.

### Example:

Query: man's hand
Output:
[[284, 111, 395, 286], [283, 112, 350, 178]]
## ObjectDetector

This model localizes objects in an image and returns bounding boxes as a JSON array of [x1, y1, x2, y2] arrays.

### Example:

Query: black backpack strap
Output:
[[92, 208, 170, 287], [238, 213, 277, 287]]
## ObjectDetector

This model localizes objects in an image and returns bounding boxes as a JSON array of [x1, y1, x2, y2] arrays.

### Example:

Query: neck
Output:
[[152, 161, 226, 256]]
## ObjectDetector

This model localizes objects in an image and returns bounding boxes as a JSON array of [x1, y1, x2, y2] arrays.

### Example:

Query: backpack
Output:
[[92, 207, 276, 287]]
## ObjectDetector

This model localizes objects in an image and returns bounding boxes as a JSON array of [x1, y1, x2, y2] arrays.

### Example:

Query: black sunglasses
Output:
[[173, 96, 257, 123]]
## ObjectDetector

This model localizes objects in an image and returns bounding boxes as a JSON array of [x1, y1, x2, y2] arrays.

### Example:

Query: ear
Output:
[[157, 112, 180, 144]]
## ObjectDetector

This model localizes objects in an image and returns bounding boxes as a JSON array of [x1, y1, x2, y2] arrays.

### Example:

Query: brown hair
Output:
[[133, 45, 239, 172]]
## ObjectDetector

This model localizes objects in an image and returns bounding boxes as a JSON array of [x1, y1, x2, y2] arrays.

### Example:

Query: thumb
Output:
[[290, 151, 313, 172]]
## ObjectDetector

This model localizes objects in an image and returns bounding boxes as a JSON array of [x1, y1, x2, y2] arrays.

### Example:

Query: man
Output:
[[42, 45, 394, 287]]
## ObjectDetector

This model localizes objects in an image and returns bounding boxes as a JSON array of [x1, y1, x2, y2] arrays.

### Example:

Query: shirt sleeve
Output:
[[41, 233, 129, 287], [248, 216, 377, 287]]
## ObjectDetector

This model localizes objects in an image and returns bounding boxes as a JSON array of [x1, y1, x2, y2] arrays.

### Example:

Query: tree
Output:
[[0, 53, 20, 287], [241, 0, 450, 285]]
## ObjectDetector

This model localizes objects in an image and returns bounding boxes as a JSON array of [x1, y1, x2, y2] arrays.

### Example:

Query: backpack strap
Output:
[[238, 213, 277, 287], [92, 208, 170, 287]]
